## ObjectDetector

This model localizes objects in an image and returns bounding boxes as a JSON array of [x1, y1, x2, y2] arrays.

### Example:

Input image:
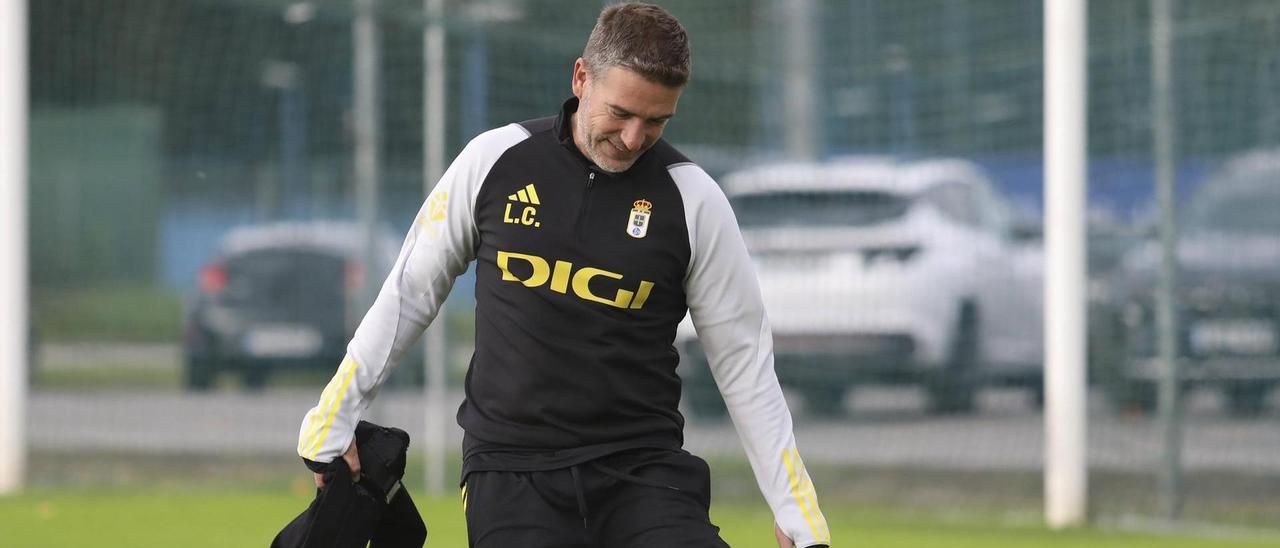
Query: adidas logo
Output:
[[507, 184, 541, 205], [503, 184, 541, 228]]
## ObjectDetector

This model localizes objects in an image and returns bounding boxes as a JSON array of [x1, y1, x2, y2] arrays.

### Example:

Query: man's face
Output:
[[571, 60, 683, 173]]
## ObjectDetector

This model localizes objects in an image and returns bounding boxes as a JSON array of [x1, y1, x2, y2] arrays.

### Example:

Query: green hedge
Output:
[[33, 285, 183, 343]]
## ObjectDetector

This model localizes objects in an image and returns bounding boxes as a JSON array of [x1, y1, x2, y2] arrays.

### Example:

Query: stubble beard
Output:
[[575, 103, 636, 174]]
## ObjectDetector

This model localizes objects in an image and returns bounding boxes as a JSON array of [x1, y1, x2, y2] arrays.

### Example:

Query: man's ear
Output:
[[571, 57, 588, 99]]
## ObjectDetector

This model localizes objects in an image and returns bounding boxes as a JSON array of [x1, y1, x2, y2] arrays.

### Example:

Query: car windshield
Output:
[[223, 249, 347, 310], [731, 191, 912, 229], [1185, 175, 1280, 234]]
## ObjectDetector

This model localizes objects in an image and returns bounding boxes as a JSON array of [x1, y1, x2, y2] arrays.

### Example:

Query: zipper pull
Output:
[[587, 172, 596, 188]]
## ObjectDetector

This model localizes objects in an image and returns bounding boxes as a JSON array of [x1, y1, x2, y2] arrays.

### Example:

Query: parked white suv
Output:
[[678, 157, 1044, 416]]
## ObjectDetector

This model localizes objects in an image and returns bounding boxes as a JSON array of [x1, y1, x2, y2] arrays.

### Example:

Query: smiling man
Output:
[[571, 64, 680, 173], [296, 3, 829, 547]]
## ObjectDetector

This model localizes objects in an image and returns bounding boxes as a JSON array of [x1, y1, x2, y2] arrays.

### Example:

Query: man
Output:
[[296, 4, 830, 547]]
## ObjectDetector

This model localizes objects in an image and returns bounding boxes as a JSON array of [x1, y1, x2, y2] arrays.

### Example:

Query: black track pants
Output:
[[463, 448, 730, 548]]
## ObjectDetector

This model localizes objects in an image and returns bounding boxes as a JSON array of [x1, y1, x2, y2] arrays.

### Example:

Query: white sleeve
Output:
[[296, 124, 529, 463], [672, 163, 831, 547]]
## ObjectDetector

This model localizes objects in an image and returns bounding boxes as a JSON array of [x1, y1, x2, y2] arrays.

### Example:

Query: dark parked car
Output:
[[182, 221, 403, 390], [1110, 149, 1280, 415]]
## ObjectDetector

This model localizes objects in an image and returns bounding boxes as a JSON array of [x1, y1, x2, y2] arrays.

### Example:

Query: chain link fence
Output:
[[24, 0, 1280, 531]]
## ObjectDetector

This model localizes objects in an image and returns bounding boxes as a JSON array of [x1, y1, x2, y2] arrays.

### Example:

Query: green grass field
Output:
[[3, 489, 1279, 548], [7, 448, 1280, 547], [15, 348, 1280, 547]]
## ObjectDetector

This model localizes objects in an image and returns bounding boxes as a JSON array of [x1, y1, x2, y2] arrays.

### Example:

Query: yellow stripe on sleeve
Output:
[[798, 468, 829, 537], [783, 448, 827, 542], [298, 384, 334, 455], [300, 357, 360, 459], [299, 360, 345, 455], [298, 361, 348, 456], [788, 450, 829, 540]]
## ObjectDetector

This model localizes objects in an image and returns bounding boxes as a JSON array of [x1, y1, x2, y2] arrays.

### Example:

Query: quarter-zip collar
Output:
[[554, 97, 581, 149], [554, 97, 658, 178]]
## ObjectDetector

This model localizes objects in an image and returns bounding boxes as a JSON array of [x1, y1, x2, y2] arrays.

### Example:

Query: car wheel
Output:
[[388, 359, 427, 388], [1108, 379, 1161, 415], [1225, 382, 1270, 417], [1088, 304, 1129, 394], [927, 302, 979, 415], [242, 368, 269, 391], [185, 358, 216, 392], [679, 344, 728, 420], [1029, 380, 1046, 410], [685, 384, 729, 419], [801, 384, 847, 417]]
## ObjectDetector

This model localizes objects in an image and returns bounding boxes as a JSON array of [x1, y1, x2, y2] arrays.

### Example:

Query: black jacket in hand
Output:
[[272, 421, 427, 548]]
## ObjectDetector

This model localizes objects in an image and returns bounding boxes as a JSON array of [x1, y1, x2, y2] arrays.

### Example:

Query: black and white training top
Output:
[[298, 98, 830, 546]]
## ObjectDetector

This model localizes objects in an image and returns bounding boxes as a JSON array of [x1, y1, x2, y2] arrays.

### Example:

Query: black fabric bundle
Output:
[[272, 421, 427, 548]]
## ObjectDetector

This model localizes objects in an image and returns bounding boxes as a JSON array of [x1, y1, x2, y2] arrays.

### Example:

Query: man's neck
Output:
[[568, 112, 592, 163]]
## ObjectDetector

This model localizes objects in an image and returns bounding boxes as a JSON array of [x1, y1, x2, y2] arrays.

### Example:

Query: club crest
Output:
[[627, 199, 652, 239]]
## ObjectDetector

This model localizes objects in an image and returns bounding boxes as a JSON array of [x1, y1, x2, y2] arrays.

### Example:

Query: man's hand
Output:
[[774, 522, 794, 548], [313, 438, 361, 489]]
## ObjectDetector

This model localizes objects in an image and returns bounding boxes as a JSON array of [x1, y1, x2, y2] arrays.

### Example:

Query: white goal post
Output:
[[0, 0, 30, 496], [1043, 0, 1088, 529]]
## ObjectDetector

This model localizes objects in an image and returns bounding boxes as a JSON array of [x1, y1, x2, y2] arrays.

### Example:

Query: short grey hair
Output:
[[583, 3, 690, 88]]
